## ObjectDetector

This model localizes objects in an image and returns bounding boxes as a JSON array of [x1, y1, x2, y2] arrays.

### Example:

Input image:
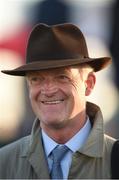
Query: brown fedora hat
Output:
[[2, 23, 111, 76]]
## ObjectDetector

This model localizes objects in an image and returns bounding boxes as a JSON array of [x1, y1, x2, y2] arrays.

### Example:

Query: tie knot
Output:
[[52, 145, 69, 163]]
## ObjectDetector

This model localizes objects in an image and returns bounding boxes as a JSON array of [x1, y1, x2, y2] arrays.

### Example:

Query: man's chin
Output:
[[40, 117, 67, 129]]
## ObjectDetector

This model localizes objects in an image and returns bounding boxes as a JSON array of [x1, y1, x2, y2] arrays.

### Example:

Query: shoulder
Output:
[[104, 134, 116, 154], [0, 135, 31, 159], [104, 134, 116, 145], [0, 135, 31, 178]]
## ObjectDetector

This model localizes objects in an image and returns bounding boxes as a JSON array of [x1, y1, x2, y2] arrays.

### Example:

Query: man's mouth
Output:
[[41, 99, 64, 105]]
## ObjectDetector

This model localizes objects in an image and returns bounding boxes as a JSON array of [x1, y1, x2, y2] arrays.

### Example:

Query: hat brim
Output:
[[1, 57, 111, 76]]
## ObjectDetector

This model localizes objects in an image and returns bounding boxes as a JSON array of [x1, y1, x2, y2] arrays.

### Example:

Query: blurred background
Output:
[[0, 0, 119, 147]]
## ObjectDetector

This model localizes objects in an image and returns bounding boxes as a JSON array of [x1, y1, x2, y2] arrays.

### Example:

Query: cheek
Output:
[[28, 87, 39, 102], [72, 82, 86, 107], [28, 88, 41, 116], [72, 80, 86, 95]]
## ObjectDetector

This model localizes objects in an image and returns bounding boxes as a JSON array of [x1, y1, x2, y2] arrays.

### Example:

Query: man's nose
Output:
[[40, 78, 58, 96]]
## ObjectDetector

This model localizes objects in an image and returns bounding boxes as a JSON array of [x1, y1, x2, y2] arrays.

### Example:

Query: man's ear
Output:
[[85, 72, 96, 96]]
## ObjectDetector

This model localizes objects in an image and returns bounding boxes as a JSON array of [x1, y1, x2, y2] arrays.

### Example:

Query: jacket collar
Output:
[[21, 102, 104, 166], [78, 102, 104, 157], [20, 119, 50, 179]]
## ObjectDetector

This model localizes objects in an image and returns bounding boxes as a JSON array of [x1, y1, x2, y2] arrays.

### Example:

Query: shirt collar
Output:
[[41, 129, 57, 157], [66, 117, 91, 152], [41, 116, 91, 157]]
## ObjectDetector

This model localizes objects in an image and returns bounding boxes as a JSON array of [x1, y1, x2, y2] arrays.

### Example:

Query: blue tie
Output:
[[50, 145, 69, 179]]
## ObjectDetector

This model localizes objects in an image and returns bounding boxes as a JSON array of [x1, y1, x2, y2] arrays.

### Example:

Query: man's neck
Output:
[[41, 114, 87, 144]]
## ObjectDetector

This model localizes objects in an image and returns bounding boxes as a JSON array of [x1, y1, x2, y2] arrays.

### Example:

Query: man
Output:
[[0, 23, 115, 179]]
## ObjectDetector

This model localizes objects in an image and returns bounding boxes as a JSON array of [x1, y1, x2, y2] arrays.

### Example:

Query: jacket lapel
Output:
[[79, 102, 104, 157], [27, 119, 50, 179]]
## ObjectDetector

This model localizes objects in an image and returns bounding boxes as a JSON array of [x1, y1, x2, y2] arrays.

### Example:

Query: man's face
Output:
[[27, 66, 90, 130]]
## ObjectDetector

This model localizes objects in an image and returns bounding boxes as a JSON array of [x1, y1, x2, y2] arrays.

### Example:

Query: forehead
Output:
[[26, 66, 80, 76]]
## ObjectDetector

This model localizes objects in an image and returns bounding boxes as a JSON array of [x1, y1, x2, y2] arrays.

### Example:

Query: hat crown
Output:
[[1, 23, 111, 76], [26, 23, 89, 63]]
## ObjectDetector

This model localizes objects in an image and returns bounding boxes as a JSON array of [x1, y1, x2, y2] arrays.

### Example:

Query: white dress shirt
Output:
[[41, 117, 91, 179]]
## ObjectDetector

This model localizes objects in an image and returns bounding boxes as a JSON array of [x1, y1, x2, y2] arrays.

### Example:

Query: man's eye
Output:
[[57, 75, 70, 82], [31, 77, 40, 82], [29, 77, 43, 85], [31, 77, 38, 81], [59, 75, 68, 79]]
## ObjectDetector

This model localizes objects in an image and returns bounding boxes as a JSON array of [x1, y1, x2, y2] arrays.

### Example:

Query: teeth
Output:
[[42, 100, 63, 104]]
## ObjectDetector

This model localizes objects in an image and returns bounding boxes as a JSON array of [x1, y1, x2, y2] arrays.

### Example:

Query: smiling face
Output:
[[26, 65, 95, 132]]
